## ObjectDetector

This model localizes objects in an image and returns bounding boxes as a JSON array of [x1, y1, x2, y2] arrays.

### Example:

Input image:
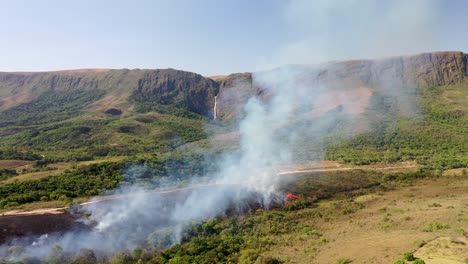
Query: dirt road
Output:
[[0, 162, 418, 217]]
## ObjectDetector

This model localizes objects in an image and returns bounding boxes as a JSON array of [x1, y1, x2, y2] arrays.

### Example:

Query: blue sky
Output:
[[0, 0, 467, 75]]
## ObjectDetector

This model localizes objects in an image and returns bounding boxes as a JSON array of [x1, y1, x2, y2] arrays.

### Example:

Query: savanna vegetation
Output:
[[326, 85, 468, 169], [0, 90, 105, 127], [0, 151, 219, 209], [1, 82, 466, 171], [0, 169, 16, 181], [0, 168, 447, 263], [0, 162, 122, 209], [0, 89, 211, 161]]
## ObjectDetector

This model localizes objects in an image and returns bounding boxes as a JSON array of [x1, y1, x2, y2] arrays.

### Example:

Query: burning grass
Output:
[[0, 168, 452, 263]]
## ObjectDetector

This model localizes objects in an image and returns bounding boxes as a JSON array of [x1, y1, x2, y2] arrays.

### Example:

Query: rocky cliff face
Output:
[[215, 73, 256, 120], [215, 51, 468, 120], [0, 51, 466, 119], [0, 69, 219, 117], [131, 69, 219, 116]]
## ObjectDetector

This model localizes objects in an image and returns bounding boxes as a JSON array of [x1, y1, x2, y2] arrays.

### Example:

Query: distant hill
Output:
[[0, 51, 466, 165], [1, 51, 466, 120], [0, 68, 219, 117]]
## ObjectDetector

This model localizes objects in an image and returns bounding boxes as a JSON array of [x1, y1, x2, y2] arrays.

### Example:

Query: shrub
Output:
[[0, 169, 17, 181], [382, 213, 392, 222], [47, 245, 65, 264], [109, 252, 132, 264], [393, 260, 405, 264], [7, 246, 25, 257], [239, 249, 261, 264], [454, 227, 465, 235], [422, 222, 449, 232], [261, 256, 283, 264], [413, 259, 425, 264], [70, 248, 97, 264], [403, 252, 415, 261]]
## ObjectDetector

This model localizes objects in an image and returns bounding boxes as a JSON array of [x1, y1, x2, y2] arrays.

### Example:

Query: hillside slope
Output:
[[0, 69, 220, 160], [0, 51, 466, 165], [0, 68, 219, 117], [216, 51, 468, 119], [214, 51, 467, 169]]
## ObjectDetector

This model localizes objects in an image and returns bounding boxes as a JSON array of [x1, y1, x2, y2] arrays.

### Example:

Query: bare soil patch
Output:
[[0, 160, 32, 170]]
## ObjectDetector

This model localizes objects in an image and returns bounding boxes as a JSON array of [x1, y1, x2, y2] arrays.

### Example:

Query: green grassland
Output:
[[0, 83, 466, 210], [0, 89, 213, 161], [326, 84, 468, 169], [1, 82, 466, 169]]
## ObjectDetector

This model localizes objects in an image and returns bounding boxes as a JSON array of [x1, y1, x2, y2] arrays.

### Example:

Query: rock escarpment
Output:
[[0, 51, 466, 119], [215, 51, 468, 120]]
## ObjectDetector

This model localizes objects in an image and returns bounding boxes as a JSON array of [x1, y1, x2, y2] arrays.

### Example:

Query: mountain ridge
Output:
[[215, 51, 468, 119], [0, 51, 466, 119]]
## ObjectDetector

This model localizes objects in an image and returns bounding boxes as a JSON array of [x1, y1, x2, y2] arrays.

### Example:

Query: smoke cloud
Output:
[[259, 0, 440, 69], [0, 63, 421, 262], [0, 64, 360, 261]]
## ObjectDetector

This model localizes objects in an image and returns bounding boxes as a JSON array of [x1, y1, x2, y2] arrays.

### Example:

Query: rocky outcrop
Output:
[[216, 73, 257, 120], [132, 69, 219, 117]]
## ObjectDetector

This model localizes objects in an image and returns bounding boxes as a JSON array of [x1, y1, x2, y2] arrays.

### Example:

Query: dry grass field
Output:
[[0, 160, 32, 170], [264, 176, 468, 263]]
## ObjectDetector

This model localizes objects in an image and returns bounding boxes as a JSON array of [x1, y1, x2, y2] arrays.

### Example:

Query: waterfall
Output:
[[214, 95, 217, 120]]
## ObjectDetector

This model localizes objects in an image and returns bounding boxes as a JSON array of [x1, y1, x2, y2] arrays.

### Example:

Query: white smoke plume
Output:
[[0, 65, 350, 261], [259, 0, 440, 69], [0, 61, 423, 261]]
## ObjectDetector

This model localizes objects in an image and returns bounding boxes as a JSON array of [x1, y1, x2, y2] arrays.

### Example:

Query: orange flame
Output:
[[285, 192, 300, 201]]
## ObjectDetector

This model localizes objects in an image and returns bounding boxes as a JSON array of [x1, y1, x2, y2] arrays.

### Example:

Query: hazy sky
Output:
[[0, 0, 467, 75]]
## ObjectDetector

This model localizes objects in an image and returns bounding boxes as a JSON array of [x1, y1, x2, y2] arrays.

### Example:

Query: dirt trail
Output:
[[1, 184, 215, 216], [277, 164, 417, 175], [276, 160, 417, 175], [2, 207, 67, 216]]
